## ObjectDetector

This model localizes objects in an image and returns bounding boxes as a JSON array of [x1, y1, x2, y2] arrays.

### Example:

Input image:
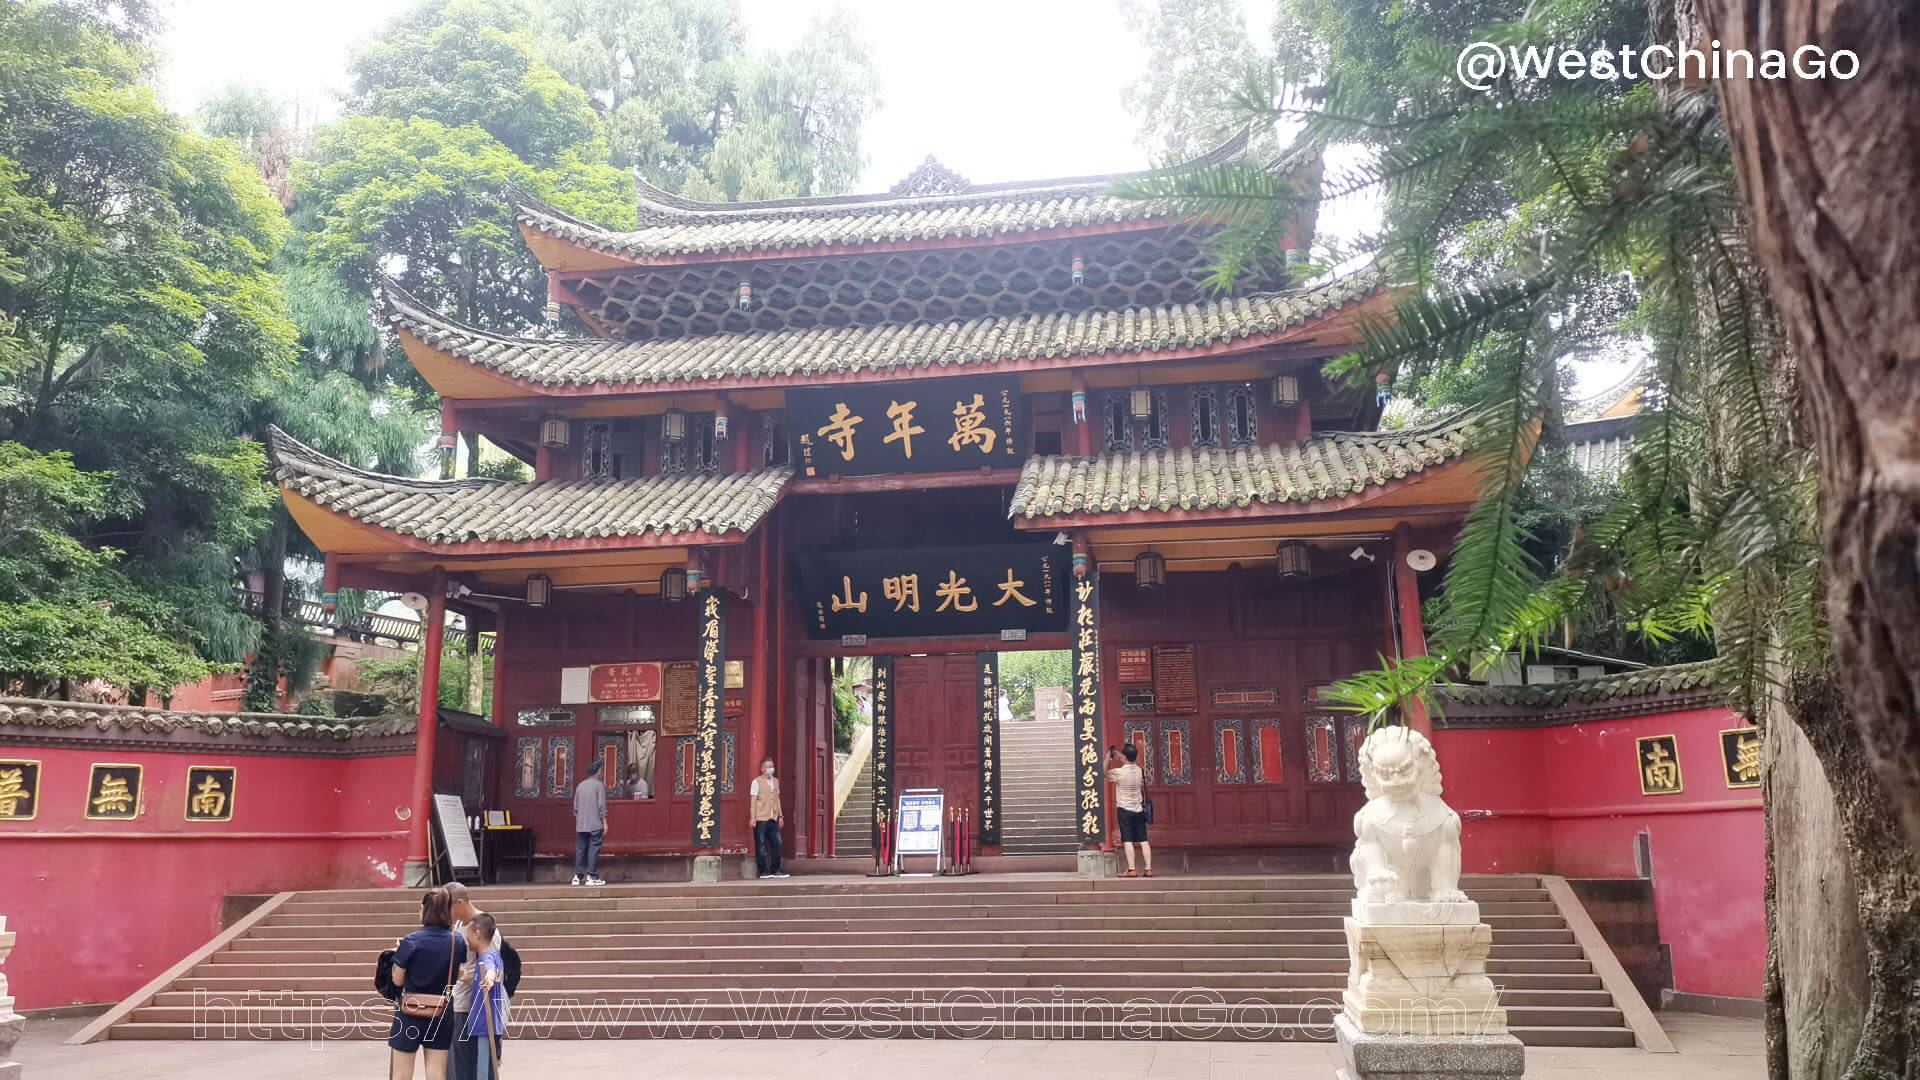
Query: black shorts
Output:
[[1116, 807, 1149, 844], [389, 1006, 458, 1053]]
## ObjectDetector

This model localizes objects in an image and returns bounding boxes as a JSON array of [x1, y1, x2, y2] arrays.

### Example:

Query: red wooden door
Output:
[[891, 655, 980, 831]]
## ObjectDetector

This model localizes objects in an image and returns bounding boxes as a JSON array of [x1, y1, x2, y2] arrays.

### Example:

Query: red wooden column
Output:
[[746, 529, 772, 851], [405, 567, 447, 884], [1391, 523, 1433, 738]]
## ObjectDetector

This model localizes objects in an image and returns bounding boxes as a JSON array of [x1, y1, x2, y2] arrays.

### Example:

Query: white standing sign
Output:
[[433, 792, 481, 877], [895, 788, 944, 874]]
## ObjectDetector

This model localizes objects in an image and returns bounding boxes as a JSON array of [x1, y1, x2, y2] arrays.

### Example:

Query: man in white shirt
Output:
[[749, 758, 788, 878], [445, 883, 506, 1080]]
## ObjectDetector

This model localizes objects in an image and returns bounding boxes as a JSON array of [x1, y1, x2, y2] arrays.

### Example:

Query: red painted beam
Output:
[[788, 632, 1072, 658], [788, 468, 1022, 495]]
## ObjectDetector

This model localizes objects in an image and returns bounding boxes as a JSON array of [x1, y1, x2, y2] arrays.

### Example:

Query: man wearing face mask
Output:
[[749, 757, 788, 878]]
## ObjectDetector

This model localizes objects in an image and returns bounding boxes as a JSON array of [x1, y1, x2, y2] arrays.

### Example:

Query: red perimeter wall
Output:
[[1437, 706, 1764, 1000], [1, 746, 411, 1010]]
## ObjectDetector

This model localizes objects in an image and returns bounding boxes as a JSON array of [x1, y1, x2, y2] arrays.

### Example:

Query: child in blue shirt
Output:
[[463, 912, 507, 1079]]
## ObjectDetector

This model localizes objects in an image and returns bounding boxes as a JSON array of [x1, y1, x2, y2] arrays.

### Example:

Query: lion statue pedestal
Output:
[[1334, 727, 1523, 1080]]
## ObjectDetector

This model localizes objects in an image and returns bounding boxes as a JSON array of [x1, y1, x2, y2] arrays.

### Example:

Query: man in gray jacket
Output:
[[572, 760, 608, 886]]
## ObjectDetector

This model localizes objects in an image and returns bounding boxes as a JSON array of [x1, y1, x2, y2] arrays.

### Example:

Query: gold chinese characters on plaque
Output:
[[85, 763, 144, 820], [1637, 735, 1683, 796], [1720, 727, 1762, 789], [0, 759, 41, 820], [185, 765, 237, 821]]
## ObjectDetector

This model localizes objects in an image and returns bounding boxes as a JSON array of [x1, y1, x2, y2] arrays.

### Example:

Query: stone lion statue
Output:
[[1350, 726, 1467, 905]]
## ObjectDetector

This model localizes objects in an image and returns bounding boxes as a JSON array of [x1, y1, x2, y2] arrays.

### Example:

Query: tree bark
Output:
[[1770, 675, 1920, 1079], [1696, 0, 1920, 855]]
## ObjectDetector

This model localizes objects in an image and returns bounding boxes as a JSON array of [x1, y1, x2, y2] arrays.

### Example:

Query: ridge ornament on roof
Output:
[[889, 156, 970, 197]]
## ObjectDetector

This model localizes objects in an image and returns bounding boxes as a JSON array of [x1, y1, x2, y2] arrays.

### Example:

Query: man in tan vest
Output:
[[749, 757, 787, 878]]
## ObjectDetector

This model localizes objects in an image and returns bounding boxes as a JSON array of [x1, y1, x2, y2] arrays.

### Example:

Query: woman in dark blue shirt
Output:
[[388, 887, 467, 1080]]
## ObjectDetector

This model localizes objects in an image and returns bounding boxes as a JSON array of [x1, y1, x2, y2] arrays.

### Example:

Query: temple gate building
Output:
[[270, 150, 1493, 881]]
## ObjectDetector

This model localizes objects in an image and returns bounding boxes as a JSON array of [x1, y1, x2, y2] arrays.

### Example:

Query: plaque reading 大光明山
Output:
[[798, 544, 1066, 640], [789, 375, 1027, 477]]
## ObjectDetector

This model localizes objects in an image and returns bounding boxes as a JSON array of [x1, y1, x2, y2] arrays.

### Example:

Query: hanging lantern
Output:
[[1130, 385, 1154, 420], [1271, 374, 1300, 407], [525, 574, 553, 607], [660, 566, 689, 603], [437, 432, 457, 477], [1072, 551, 1090, 578], [1375, 372, 1394, 406], [1134, 549, 1166, 589], [539, 415, 570, 450], [1071, 251, 1085, 286], [1071, 388, 1087, 425], [714, 413, 729, 440], [543, 300, 561, 332], [737, 279, 752, 310], [662, 407, 687, 444], [1276, 540, 1311, 581]]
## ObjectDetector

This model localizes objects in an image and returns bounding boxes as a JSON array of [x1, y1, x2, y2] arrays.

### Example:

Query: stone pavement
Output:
[[16, 1012, 1760, 1079]]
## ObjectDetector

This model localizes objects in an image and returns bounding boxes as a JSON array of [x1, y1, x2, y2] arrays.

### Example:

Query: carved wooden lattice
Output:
[[569, 232, 1294, 342]]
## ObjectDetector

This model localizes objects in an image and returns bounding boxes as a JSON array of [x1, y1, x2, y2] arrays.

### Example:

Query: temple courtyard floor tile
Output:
[[15, 1012, 1761, 1079]]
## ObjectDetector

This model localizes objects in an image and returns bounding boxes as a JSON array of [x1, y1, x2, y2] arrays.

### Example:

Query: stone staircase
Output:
[[998, 718, 1079, 855], [833, 755, 874, 859], [102, 875, 1640, 1047]]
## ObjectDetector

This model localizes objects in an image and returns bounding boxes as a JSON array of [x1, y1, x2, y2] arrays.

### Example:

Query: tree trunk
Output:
[[1764, 683, 1870, 1078], [1696, 0, 1920, 855], [245, 522, 289, 712], [1768, 675, 1920, 1079]]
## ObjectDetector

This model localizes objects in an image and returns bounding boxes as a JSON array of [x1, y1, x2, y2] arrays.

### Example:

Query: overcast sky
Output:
[[158, 0, 1276, 189]]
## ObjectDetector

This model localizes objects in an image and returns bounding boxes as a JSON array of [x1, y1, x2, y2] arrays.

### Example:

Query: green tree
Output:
[[1121, 0, 1909, 1070], [537, 0, 878, 197], [0, 1, 300, 684], [1119, 0, 1269, 159], [0, 442, 215, 698], [998, 650, 1070, 723]]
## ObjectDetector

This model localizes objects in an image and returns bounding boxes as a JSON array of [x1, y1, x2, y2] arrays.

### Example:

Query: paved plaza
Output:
[[16, 1011, 1761, 1080]]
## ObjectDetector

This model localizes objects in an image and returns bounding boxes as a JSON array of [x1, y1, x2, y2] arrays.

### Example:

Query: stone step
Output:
[[160, 975, 1610, 998], [108, 1015, 1634, 1047], [266, 900, 1563, 921]]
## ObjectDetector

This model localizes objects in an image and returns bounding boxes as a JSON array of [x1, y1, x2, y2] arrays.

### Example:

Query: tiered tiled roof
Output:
[[1434, 661, 1727, 727], [1440, 660, 1721, 708], [270, 428, 790, 545], [509, 139, 1279, 260], [387, 268, 1390, 390], [0, 697, 415, 740], [1007, 415, 1474, 519]]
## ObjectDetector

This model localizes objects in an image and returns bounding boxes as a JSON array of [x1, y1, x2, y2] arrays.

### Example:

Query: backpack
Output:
[[374, 949, 401, 1003], [501, 937, 521, 997]]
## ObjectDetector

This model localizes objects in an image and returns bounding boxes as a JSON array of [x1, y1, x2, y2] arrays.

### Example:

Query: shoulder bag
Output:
[[399, 929, 458, 1019]]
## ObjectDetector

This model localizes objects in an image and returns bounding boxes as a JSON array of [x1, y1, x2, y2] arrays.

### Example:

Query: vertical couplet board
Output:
[[689, 588, 726, 850], [975, 652, 1001, 847], [1072, 572, 1107, 845], [870, 656, 895, 853]]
